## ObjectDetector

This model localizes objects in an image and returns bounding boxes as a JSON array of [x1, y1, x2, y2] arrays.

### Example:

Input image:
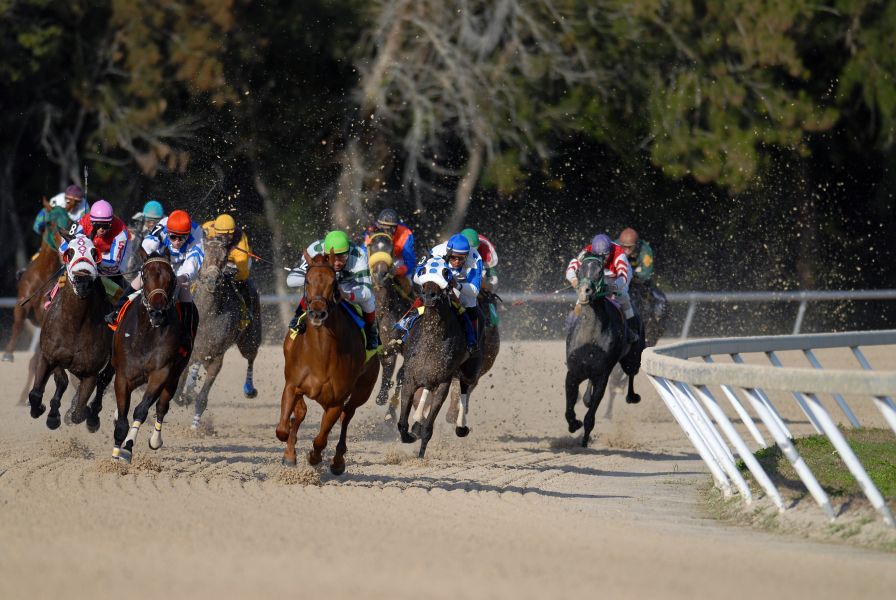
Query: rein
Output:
[[141, 257, 177, 315]]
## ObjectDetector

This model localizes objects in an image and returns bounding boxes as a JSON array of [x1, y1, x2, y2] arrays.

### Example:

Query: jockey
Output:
[[64, 200, 131, 293], [130, 199, 166, 236], [460, 228, 498, 292], [364, 208, 416, 295], [617, 227, 654, 285], [63, 185, 89, 223], [566, 233, 639, 343], [32, 193, 72, 251], [286, 230, 380, 351], [202, 213, 260, 325], [105, 209, 204, 326]]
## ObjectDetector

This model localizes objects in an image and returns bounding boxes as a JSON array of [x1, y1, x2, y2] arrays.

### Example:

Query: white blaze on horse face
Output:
[[414, 258, 450, 289], [456, 393, 469, 427], [412, 388, 431, 424]]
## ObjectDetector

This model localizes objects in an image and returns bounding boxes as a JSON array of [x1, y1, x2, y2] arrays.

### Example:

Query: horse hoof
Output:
[[243, 385, 258, 399], [399, 431, 417, 444], [626, 393, 641, 405], [330, 461, 346, 476], [149, 434, 162, 450], [281, 456, 297, 468], [581, 436, 590, 448], [1, 353, 13, 362], [46, 414, 61, 430], [307, 451, 322, 466], [190, 416, 201, 430], [410, 422, 423, 438], [455, 426, 471, 438], [30, 403, 46, 419], [375, 395, 387, 406], [86, 415, 101, 433], [70, 409, 87, 425], [568, 419, 583, 433], [118, 448, 133, 464]]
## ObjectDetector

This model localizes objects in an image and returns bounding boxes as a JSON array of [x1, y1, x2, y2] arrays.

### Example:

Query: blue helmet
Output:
[[143, 200, 164, 219], [446, 233, 471, 256], [591, 234, 612, 256]]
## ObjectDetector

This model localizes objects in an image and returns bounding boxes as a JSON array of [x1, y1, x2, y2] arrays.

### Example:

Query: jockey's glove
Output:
[[223, 262, 238, 277]]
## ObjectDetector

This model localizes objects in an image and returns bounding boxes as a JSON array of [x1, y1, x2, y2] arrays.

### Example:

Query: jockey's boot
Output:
[[179, 302, 197, 352], [363, 312, 380, 351], [288, 304, 306, 334], [626, 316, 640, 344], [462, 311, 478, 353], [105, 283, 135, 324]]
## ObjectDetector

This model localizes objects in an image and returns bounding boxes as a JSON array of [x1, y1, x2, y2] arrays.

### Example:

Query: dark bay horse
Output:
[[175, 238, 261, 429], [397, 260, 481, 457], [110, 252, 196, 463], [366, 231, 413, 409], [565, 257, 644, 447], [276, 251, 380, 475], [3, 227, 64, 362], [28, 235, 113, 432]]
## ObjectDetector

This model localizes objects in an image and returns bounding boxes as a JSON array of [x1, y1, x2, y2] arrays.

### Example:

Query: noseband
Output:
[[304, 261, 339, 311], [141, 257, 177, 320]]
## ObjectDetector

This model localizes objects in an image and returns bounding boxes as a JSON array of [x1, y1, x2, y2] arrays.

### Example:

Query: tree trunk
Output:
[[333, 138, 366, 229], [255, 173, 292, 330], [442, 140, 484, 238]]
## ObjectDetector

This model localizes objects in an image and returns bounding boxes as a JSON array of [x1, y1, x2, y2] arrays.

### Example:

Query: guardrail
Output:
[[643, 330, 896, 525]]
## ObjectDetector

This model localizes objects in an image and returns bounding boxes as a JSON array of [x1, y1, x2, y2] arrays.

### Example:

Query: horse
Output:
[[276, 251, 380, 475], [174, 238, 261, 429], [3, 226, 65, 363], [110, 250, 196, 463], [27, 235, 114, 432], [366, 231, 413, 409], [564, 256, 644, 447], [397, 259, 481, 458]]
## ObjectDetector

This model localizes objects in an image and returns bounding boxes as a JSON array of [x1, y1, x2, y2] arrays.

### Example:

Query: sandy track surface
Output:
[[2, 340, 894, 599]]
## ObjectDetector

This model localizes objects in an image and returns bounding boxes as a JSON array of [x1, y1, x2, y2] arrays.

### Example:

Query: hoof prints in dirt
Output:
[[274, 466, 322, 486], [48, 438, 94, 460]]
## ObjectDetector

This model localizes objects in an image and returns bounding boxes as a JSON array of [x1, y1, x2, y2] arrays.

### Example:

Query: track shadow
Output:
[[494, 434, 701, 462]]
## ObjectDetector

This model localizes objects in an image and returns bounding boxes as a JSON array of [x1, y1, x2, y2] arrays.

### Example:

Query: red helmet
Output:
[[167, 210, 192, 235]]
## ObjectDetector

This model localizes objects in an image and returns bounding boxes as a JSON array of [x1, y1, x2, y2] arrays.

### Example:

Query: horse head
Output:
[[198, 238, 229, 292], [366, 232, 394, 289], [63, 234, 100, 298], [304, 251, 338, 327], [140, 253, 176, 327], [415, 257, 452, 308], [577, 257, 607, 306]]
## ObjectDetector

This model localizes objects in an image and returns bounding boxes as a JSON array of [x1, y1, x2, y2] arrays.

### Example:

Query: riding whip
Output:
[[231, 246, 291, 272], [17, 265, 66, 307]]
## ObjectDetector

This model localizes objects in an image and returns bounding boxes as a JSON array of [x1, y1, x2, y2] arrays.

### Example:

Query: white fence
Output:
[[643, 330, 896, 525]]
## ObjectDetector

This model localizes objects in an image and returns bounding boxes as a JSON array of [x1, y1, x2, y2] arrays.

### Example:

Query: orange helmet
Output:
[[167, 210, 192, 236], [618, 227, 639, 248]]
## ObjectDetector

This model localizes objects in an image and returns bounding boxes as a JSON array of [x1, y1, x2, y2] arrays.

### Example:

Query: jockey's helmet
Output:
[[376, 208, 399, 228], [49, 193, 67, 209], [167, 210, 192, 236], [89, 200, 114, 223], [590, 234, 612, 259], [64, 185, 82, 199], [460, 228, 479, 250], [618, 227, 639, 249], [143, 200, 165, 220], [446, 234, 471, 257], [324, 230, 351, 254], [214, 213, 236, 235]]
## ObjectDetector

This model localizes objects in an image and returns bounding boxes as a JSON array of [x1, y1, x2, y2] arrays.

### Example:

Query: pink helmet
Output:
[[89, 200, 113, 222]]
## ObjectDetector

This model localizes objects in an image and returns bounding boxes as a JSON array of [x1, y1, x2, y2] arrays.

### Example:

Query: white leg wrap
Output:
[[456, 393, 469, 427], [124, 420, 142, 447], [149, 419, 163, 449], [191, 414, 201, 430], [412, 389, 430, 424]]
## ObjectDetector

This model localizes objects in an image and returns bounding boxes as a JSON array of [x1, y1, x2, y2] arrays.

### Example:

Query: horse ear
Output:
[[328, 248, 335, 264], [138, 246, 149, 263], [91, 247, 100, 262], [303, 250, 312, 265]]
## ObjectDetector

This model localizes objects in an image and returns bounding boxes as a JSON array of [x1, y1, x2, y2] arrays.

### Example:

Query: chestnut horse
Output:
[[276, 251, 380, 475], [28, 235, 113, 432], [110, 252, 196, 463]]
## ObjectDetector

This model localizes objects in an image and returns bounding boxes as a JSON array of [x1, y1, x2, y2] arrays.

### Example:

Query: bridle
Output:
[[141, 257, 177, 324], [578, 257, 608, 305], [304, 260, 339, 323]]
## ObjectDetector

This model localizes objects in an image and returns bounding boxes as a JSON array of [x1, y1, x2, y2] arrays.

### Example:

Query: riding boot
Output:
[[288, 298, 307, 334], [626, 316, 640, 344], [364, 321, 380, 351], [462, 312, 477, 353], [179, 301, 197, 352], [105, 283, 135, 324]]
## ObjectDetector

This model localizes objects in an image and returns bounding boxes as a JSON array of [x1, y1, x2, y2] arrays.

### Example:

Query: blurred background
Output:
[[2, 0, 894, 339]]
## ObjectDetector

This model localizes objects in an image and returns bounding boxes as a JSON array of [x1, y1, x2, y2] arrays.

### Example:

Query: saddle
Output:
[[107, 295, 197, 356], [288, 301, 379, 362]]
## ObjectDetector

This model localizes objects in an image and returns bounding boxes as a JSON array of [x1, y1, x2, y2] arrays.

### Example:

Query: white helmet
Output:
[[49, 193, 67, 208]]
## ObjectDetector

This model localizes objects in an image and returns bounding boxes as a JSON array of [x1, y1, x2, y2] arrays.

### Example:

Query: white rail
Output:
[[643, 330, 896, 526]]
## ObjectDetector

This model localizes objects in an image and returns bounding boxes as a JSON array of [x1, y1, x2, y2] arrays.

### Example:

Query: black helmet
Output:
[[376, 208, 399, 228]]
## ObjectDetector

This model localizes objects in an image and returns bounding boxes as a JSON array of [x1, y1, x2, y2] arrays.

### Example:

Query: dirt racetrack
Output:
[[2, 340, 895, 599]]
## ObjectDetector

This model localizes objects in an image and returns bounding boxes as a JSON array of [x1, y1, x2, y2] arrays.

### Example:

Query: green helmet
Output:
[[323, 230, 351, 254], [460, 228, 479, 249]]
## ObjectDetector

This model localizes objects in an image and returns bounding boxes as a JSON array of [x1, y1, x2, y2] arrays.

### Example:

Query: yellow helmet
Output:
[[214, 214, 236, 234]]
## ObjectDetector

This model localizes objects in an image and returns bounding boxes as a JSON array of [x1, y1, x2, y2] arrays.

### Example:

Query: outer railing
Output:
[[643, 330, 896, 525]]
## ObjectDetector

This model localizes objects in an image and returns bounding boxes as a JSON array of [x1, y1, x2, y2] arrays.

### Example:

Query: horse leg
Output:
[[2, 302, 26, 361], [237, 320, 260, 399], [19, 352, 39, 406], [309, 405, 341, 467], [120, 370, 168, 463], [85, 364, 114, 433], [282, 396, 307, 468], [385, 364, 404, 422], [112, 376, 133, 461], [582, 374, 610, 448], [149, 379, 176, 450], [242, 358, 257, 399], [410, 388, 431, 438], [564, 371, 583, 433], [69, 373, 98, 426], [418, 382, 451, 459], [396, 379, 417, 443], [276, 382, 301, 443], [27, 353, 54, 419], [332, 359, 380, 475], [45, 368, 69, 430], [376, 352, 396, 406], [174, 361, 201, 407], [192, 355, 223, 430], [625, 374, 641, 404], [454, 379, 474, 438]]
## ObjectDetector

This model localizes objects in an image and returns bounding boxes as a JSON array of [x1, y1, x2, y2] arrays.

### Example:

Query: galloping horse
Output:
[[366, 231, 412, 408], [3, 218, 66, 362], [276, 251, 380, 475], [110, 251, 196, 463], [27, 235, 113, 432], [564, 257, 644, 447], [397, 259, 481, 457], [175, 238, 261, 429]]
